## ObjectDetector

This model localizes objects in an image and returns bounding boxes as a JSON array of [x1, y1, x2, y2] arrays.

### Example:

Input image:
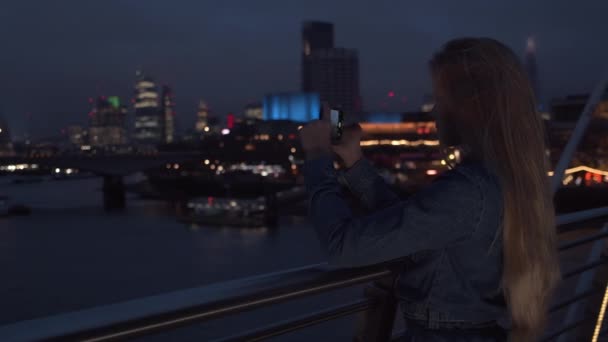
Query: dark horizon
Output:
[[1, 0, 607, 139]]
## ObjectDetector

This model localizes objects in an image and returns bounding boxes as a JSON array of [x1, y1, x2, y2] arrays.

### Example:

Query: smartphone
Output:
[[329, 108, 344, 144]]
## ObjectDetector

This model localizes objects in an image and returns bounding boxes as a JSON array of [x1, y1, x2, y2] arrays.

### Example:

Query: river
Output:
[[0, 176, 366, 341]]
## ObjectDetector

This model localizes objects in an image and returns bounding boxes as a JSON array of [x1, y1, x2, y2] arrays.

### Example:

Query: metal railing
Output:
[[0, 208, 606, 342], [0, 261, 401, 342]]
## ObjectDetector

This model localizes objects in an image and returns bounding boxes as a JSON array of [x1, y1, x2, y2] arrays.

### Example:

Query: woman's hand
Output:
[[300, 104, 363, 167], [332, 124, 363, 168], [299, 120, 332, 158]]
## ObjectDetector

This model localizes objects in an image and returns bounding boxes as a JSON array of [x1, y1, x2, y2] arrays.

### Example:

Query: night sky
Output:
[[1, 0, 607, 139]]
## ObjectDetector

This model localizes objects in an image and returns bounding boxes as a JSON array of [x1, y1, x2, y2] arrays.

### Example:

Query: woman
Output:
[[299, 38, 561, 341]]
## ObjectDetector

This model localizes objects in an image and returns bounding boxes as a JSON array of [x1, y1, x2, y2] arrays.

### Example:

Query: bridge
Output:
[[0, 153, 201, 209]]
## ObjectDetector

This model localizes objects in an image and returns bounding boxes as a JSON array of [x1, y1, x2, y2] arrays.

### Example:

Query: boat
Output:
[[179, 196, 268, 227]]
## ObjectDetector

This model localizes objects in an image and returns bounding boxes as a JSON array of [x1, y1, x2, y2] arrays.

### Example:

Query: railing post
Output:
[[354, 275, 398, 342]]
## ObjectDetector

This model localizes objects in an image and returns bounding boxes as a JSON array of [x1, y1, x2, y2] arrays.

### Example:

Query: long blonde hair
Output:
[[430, 38, 561, 341]]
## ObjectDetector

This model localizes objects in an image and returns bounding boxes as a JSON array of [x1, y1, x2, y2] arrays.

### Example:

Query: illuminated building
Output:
[[524, 37, 541, 106], [263, 93, 320, 122], [0, 114, 14, 156], [245, 103, 263, 120], [89, 96, 127, 147], [255, 120, 301, 141], [301, 21, 361, 118], [195, 100, 210, 133], [161, 85, 175, 143], [66, 125, 86, 146], [133, 71, 162, 144]]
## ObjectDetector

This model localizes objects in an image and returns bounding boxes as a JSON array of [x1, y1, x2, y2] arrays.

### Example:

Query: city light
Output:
[[426, 169, 438, 176], [448, 154, 455, 160], [54, 168, 60, 174], [564, 165, 608, 177], [204, 159, 210, 165], [221, 128, 230, 135], [360, 139, 440, 147], [592, 283, 608, 342], [290, 147, 296, 153], [204, 126, 210, 132], [173, 164, 180, 170]]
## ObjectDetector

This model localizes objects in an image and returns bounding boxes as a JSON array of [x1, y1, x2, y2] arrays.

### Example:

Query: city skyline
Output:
[[1, 0, 607, 138]]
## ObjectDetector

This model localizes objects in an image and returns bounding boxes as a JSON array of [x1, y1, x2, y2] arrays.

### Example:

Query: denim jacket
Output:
[[304, 156, 510, 330]]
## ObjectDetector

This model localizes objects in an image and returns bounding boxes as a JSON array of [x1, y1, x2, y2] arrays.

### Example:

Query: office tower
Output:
[[0, 114, 14, 156], [195, 100, 210, 133], [263, 93, 320, 122], [133, 71, 162, 144], [244, 103, 263, 120], [89, 96, 127, 147], [161, 85, 175, 144], [301, 22, 361, 118], [524, 37, 541, 106], [301, 21, 334, 91], [305, 48, 360, 116]]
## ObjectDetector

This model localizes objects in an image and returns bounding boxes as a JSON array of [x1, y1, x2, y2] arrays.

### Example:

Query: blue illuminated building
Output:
[[263, 93, 320, 122]]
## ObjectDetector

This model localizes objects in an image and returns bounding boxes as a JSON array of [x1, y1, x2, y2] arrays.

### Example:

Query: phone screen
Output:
[[330, 109, 343, 142]]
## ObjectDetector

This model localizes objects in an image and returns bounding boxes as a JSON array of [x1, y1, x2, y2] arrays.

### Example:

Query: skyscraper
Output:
[[301, 22, 361, 118], [301, 21, 334, 91], [133, 71, 162, 144], [304, 48, 361, 116], [89, 96, 127, 147], [161, 85, 175, 144], [195, 100, 210, 133], [524, 37, 541, 106]]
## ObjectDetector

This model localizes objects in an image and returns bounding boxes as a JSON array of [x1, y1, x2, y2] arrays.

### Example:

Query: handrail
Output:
[[556, 207, 608, 227], [0, 262, 398, 342], [559, 230, 608, 251]]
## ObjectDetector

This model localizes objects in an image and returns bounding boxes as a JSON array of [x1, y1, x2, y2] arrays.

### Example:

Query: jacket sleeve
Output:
[[304, 156, 482, 268], [338, 158, 400, 211]]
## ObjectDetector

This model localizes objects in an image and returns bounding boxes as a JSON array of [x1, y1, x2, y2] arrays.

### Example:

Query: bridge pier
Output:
[[102, 175, 126, 210], [264, 192, 278, 227]]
